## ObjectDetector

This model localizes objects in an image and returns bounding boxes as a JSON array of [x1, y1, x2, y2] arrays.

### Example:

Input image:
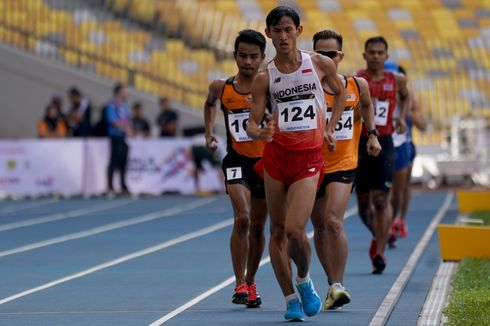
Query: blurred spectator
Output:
[[38, 103, 68, 138], [156, 97, 178, 137], [131, 102, 151, 138], [50, 94, 68, 124], [105, 83, 132, 195], [67, 87, 92, 137]]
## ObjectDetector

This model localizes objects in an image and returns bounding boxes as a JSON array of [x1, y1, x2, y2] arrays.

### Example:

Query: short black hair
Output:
[[312, 29, 343, 50], [132, 102, 142, 109], [113, 82, 125, 96], [398, 65, 407, 76], [234, 29, 266, 53], [266, 6, 300, 28], [365, 36, 388, 51], [69, 87, 81, 97]]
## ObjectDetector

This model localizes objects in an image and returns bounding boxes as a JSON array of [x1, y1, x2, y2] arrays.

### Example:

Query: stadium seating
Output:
[[0, 0, 489, 144]]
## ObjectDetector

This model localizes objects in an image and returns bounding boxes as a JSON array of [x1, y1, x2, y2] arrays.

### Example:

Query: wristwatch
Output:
[[367, 128, 379, 137]]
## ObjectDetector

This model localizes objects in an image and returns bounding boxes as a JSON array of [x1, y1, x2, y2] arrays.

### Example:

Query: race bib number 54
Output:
[[326, 108, 354, 140], [277, 98, 317, 132]]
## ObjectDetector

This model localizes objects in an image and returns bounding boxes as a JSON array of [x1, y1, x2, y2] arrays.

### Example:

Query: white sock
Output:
[[296, 273, 310, 284], [285, 293, 299, 303]]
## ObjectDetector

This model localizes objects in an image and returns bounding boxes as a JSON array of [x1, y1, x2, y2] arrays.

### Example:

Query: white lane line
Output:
[[0, 198, 216, 258], [369, 192, 454, 326], [0, 200, 59, 215], [0, 199, 133, 232], [417, 262, 457, 326], [149, 205, 358, 325], [0, 218, 233, 305]]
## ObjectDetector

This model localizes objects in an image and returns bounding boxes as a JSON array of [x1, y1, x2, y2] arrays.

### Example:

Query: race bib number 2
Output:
[[375, 99, 389, 126], [277, 98, 317, 132], [326, 109, 354, 140]]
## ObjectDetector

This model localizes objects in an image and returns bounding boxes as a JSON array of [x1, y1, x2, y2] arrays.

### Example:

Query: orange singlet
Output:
[[221, 76, 265, 158], [322, 76, 362, 174]]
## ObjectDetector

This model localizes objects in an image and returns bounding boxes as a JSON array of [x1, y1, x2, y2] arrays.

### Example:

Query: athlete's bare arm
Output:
[[204, 79, 225, 150], [409, 93, 426, 132], [312, 54, 347, 152], [394, 73, 410, 134], [246, 71, 274, 142], [357, 77, 381, 157]]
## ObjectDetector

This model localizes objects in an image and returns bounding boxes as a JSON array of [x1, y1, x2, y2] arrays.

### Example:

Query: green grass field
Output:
[[444, 258, 490, 326], [469, 211, 490, 226]]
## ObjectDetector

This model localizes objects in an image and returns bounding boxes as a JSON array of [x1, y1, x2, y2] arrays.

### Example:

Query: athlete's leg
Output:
[[227, 184, 252, 287], [357, 191, 375, 236], [245, 196, 267, 284], [264, 170, 292, 296], [398, 163, 413, 237], [323, 182, 351, 284], [391, 166, 409, 220], [372, 189, 392, 255], [285, 174, 320, 278], [311, 193, 329, 280]]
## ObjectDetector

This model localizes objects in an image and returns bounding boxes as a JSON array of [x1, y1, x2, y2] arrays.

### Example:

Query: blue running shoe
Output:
[[296, 279, 322, 317], [284, 298, 305, 322]]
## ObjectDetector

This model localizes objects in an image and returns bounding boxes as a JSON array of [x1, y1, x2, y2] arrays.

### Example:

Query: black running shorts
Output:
[[316, 168, 356, 199], [355, 136, 395, 194], [221, 150, 265, 199]]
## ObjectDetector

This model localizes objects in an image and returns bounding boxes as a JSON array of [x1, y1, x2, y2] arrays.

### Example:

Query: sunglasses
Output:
[[316, 50, 341, 59]]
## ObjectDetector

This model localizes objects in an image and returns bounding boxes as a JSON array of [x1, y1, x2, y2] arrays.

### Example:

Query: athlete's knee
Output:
[[270, 224, 286, 243], [285, 226, 306, 244], [249, 221, 265, 240], [326, 216, 344, 237], [372, 193, 389, 211], [233, 214, 250, 234]]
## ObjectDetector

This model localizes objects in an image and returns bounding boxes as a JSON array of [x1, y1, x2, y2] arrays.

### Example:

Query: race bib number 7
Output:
[[375, 99, 389, 126], [226, 167, 242, 180], [277, 98, 317, 132]]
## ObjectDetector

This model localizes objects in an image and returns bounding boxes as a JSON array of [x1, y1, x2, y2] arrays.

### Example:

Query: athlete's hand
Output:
[[366, 135, 382, 157], [205, 134, 218, 151], [259, 119, 275, 142], [325, 130, 336, 152], [395, 118, 407, 134]]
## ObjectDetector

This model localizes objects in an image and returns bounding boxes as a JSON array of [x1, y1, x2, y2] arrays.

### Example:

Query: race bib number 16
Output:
[[277, 98, 317, 132]]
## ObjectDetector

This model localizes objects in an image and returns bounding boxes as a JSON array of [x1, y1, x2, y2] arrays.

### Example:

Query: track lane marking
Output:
[[0, 217, 232, 305], [0, 199, 132, 232], [369, 192, 453, 326], [149, 206, 358, 325], [0, 198, 216, 257]]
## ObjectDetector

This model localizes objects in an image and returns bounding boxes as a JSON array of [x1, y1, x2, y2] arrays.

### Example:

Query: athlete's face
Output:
[[363, 42, 389, 71], [265, 16, 302, 54], [234, 42, 265, 77], [313, 38, 344, 68]]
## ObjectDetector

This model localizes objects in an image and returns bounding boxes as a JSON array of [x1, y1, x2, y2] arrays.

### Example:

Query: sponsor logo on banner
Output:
[[0, 177, 20, 186], [36, 176, 55, 187], [6, 160, 17, 170], [128, 146, 193, 182]]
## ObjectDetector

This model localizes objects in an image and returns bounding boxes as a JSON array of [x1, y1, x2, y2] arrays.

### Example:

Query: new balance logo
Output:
[[274, 77, 281, 83], [308, 167, 316, 172]]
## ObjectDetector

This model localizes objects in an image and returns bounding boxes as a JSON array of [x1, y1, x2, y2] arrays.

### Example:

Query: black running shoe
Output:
[[372, 254, 387, 274]]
